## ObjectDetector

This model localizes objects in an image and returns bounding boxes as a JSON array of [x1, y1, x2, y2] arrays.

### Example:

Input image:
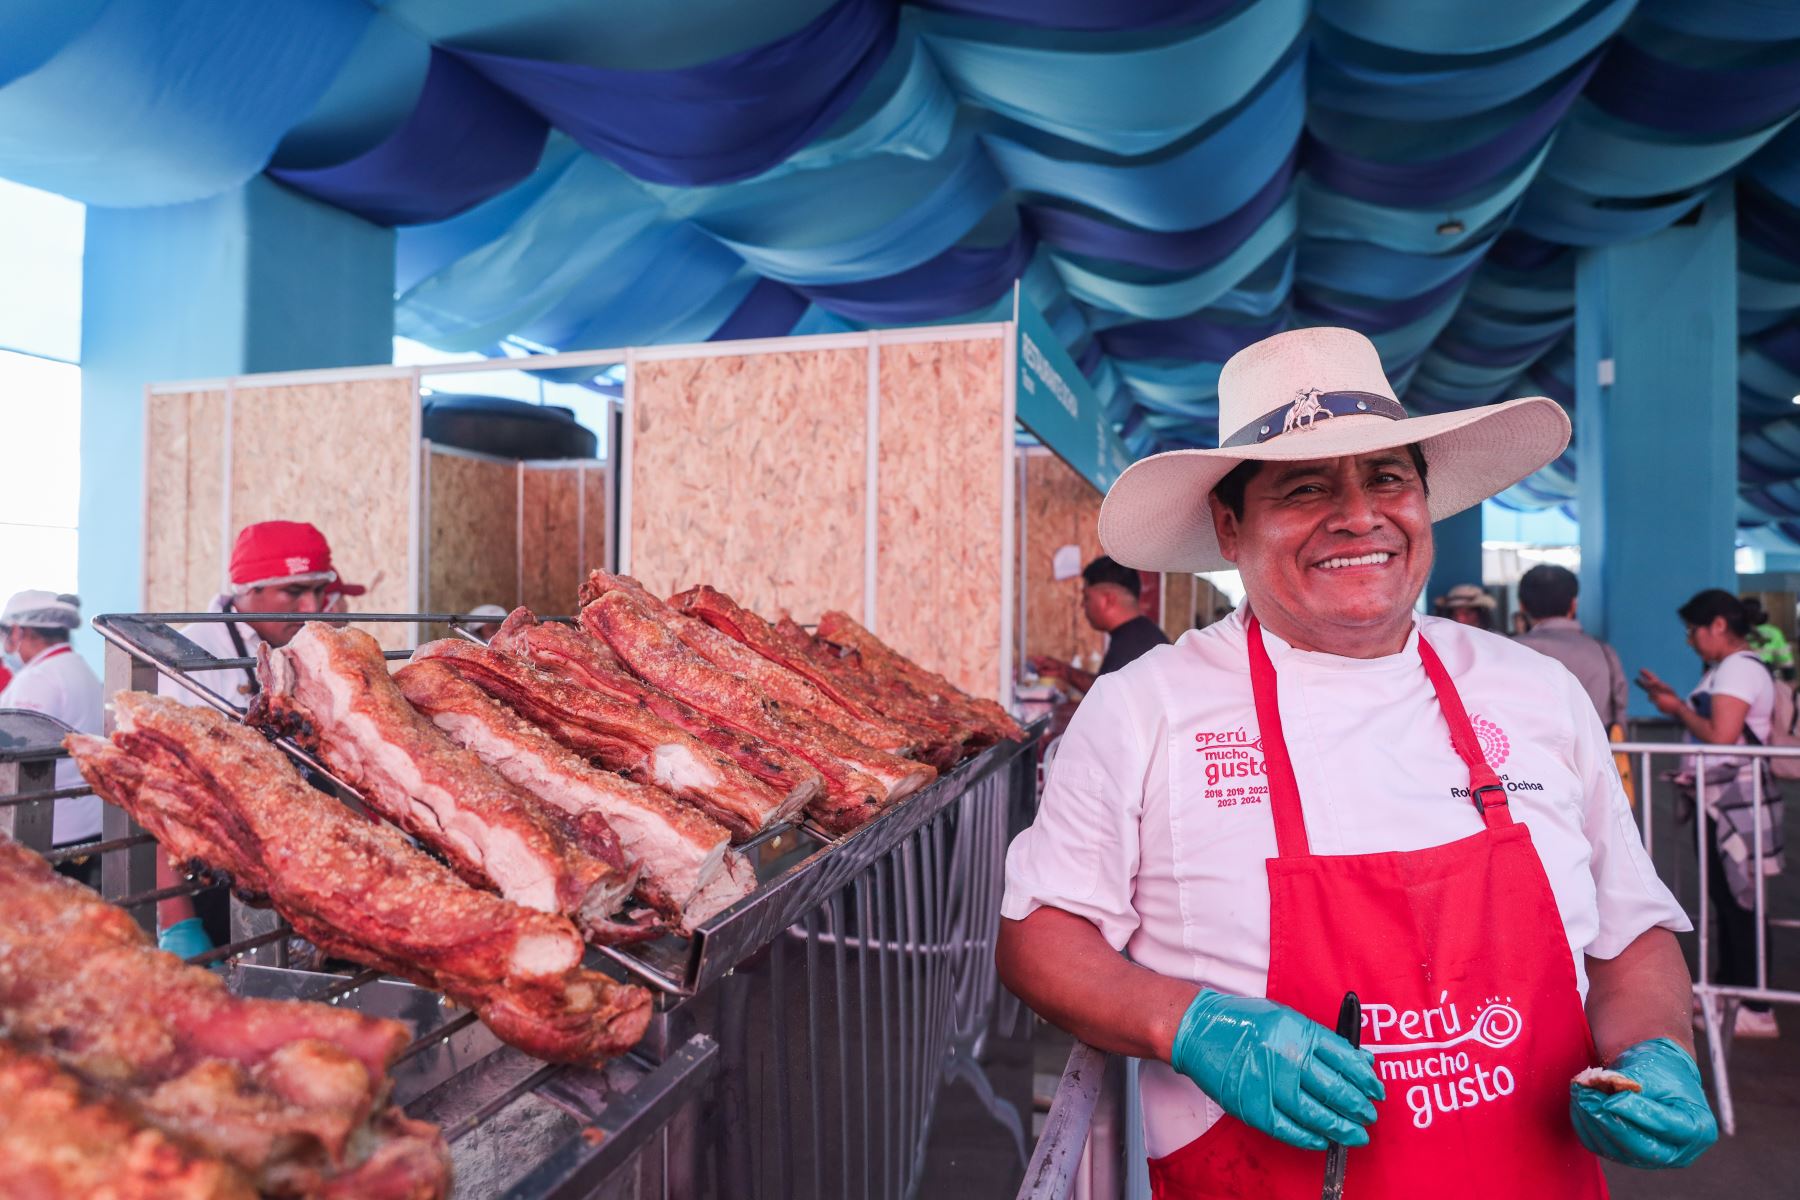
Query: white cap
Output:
[[1, 590, 81, 630], [468, 604, 508, 620]]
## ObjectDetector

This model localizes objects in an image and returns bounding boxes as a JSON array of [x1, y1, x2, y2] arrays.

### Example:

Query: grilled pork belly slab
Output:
[[487, 607, 827, 811], [669, 585, 920, 753], [768, 615, 970, 768], [412, 638, 801, 839], [815, 611, 1026, 744], [396, 659, 751, 932], [581, 579, 890, 834], [0, 826, 453, 1198], [254, 624, 634, 938], [66, 695, 650, 1067], [0, 1037, 257, 1200]]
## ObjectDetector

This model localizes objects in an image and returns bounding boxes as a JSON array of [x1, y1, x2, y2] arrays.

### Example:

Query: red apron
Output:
[[1148, 618, 1607, 1199]]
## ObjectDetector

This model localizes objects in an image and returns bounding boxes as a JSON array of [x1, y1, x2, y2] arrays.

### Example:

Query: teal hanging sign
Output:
[[1014, 289, 1132, 492]]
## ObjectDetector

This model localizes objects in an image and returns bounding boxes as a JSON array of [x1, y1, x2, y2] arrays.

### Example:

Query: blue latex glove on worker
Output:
[[1169, 989, 1384, 1151], [1569, 1038, 1717, 1168], [157, 916, 214, 961]]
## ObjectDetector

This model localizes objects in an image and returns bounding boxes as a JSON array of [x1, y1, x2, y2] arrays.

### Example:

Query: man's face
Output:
[[1210, 451, 1432, 655], [237, 582, 328, 648]]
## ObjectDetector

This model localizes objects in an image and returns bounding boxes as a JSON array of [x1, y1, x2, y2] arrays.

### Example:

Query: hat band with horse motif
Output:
[[1221, 390, 1408, 448]]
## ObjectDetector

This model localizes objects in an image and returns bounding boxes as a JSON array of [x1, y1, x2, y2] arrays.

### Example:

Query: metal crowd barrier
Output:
[[2, 610, 1041, 1198], [1015, 739, 1795, 1199]]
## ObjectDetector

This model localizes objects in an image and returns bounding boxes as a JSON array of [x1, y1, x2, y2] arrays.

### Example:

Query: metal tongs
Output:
[[1322, 991, 1361, 1199]]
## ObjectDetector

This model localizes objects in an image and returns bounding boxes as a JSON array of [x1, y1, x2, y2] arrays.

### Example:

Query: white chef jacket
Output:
[[158, 596, 265, 711], [1002, 609, 1689, 1159], [0, 644, 104, 843]]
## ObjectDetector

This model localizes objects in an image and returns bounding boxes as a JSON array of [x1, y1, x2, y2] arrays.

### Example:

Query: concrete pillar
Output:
[[77, 176, 394, 656], [1577, 189, 1738, 716], [1428, 503, 1485, 611]]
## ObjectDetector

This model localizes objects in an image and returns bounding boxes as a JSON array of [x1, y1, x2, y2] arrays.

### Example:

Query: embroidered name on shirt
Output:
[[1194, 727, 1269, 805]]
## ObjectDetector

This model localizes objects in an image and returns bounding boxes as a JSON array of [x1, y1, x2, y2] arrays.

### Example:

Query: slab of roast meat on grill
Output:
[[412, 638, 804, 838], [815, 610, 1026, 744], [253, 623, 639, 941], [0, 1036, 256, 1200], [396, 658, 754, 933], [486, 606, 829, 814], [580, 576, 925, 834], [0, 828, 453, 1198], [767, 614, 971, 766], [668, 585, 920, 753], [66, 694, 651, 1067]]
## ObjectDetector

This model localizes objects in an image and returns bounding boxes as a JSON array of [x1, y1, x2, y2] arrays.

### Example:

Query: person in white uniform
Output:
[[154, 519, 364, 957], [0, 590, 104, 874], [999, 328, 1714, 1197]]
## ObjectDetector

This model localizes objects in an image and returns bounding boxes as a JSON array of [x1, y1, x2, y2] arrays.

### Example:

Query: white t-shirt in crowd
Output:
[[157, 597, 265, 711], [1002, 609, 1689, 1159], [1686, 650, 1776, 783], [0, 644, 104, 843]]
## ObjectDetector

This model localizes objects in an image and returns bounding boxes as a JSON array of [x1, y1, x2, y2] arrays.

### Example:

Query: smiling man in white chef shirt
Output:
[[998, 329, 1715, 1198]]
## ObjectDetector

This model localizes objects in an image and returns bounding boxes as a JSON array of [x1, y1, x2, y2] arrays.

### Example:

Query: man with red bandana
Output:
[[154, 521, 366, 957], [999, 329, 1715, 1197]]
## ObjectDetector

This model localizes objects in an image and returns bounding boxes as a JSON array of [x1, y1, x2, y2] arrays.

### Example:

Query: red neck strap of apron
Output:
[[1247, 616, 1512, 859]]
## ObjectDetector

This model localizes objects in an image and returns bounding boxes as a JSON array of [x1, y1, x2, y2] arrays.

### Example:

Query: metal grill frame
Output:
[[1, 610, 1039, 1198]]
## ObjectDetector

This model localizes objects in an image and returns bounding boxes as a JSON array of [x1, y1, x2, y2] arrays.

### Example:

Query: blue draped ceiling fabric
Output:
[[6, 0, 1800, 528]]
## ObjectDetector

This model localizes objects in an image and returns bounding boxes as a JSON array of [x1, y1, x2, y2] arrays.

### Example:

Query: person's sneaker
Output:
[[1734, 1007, 1780, 1039]]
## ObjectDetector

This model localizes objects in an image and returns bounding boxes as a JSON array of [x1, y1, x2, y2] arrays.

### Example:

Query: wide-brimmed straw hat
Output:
[[1098, 327, 1571, 573]]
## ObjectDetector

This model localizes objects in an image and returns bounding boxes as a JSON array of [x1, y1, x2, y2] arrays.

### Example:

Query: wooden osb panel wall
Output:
[[582, 465, 610, 584], [1162, 571, 1197, 642], [629, 349, 868, 619], [426, 450, 517, 620], [521, 465, 584, 617], [878, 338, 1007, 699], [143, 390, 227, 611], [1020, 450, 1105, 675], [229, 380, 415, 649]]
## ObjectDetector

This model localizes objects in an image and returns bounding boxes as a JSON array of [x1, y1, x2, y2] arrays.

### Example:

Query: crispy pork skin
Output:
[[489, 606, 830, 811], [254, 624, 634, 938], [581, 576, 936, 832], [66, 695, 651, 1067], [411, 638, 803, 838], [769, 615, 970, 767], [669, 585, 920, 753], [815, 611, 1026, 743], [0, 1037, 257, 1200], [0, 827, 453, 1197], [396, 659, 752, 932]]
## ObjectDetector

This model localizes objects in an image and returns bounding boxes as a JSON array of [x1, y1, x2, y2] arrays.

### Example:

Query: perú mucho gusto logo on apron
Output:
[[1363, 992, 1525, 1129], [1192, 727, 1268, 806]]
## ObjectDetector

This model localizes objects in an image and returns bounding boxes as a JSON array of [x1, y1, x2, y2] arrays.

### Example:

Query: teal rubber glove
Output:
[[1569, 1038, 1718, 1168], [1169, 989, 1384, 1151], [157, 917, 213, 961]]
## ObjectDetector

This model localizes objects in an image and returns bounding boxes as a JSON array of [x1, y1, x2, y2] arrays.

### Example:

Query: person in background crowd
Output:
[[1638, 589, 1785, 1039], [1434, 582, 1495, 628], [1516, 565, 1629, 728], [0, 591, 103, 885], [1743, 596, 1795, 681], [467, 603, 508, 641], [1029, 555, 1170, 697], [155, 520, 366, 958]]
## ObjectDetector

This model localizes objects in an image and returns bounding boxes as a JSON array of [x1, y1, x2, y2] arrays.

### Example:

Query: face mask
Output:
[[1, 641, 21, 673]]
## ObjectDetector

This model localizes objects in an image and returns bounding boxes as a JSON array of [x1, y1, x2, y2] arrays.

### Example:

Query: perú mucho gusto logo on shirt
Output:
[[1469, 714, 1510, 768], [1363, 991, 1525, 1129], [1193, 727, 1268, 805]]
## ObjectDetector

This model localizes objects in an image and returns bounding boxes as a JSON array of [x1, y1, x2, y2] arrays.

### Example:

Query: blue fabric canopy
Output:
[[4, 0, 1800, 533]]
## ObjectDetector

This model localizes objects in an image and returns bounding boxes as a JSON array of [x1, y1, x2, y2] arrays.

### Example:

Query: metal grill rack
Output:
[[2, 610, 1039, 1197]]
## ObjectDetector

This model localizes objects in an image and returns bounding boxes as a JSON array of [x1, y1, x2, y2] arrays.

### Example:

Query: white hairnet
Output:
[[0, 590, 81, 630]]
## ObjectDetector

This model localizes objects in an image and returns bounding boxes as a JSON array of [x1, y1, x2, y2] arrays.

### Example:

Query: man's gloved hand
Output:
[[157, 917, 214, 961], [1169, 989, 1384, 1151], [1569, 1038, 1718, 1169]]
